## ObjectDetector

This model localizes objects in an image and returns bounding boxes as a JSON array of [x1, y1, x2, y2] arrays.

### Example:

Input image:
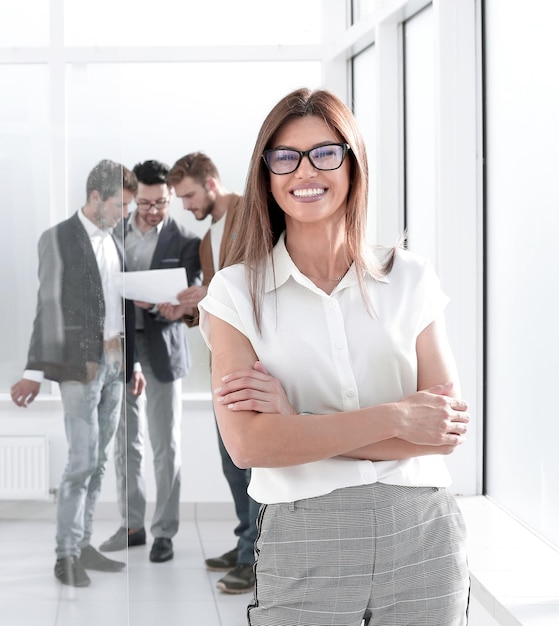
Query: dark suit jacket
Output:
[[26, 212, 135, 383], [122, 215, 202, 383]]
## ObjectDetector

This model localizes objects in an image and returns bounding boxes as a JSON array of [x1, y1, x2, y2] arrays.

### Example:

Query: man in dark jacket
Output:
[[99, 160, 201, 563], [11, 160, 144, 587]]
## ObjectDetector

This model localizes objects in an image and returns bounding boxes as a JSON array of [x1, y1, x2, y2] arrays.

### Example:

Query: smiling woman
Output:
[[267, 116, 352, 247], [198, 87, 471, 625]]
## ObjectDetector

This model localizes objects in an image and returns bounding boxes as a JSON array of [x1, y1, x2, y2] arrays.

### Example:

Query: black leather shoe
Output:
[[79, 545, 125, 572], [99, 527, 146, 552], [205, 547, 238, 571], [54, 556, 91, 587], [149, 537, 173, 563]]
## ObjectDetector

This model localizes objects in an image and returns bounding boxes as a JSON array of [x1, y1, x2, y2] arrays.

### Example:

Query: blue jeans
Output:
[[55, 357, 124, 558], [216, 419, 260, 565]]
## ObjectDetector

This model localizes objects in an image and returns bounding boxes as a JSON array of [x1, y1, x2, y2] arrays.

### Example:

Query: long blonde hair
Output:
[[226, 87, 397, 332]]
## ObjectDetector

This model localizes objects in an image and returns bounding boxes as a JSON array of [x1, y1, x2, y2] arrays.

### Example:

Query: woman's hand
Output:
[[215, 361, 296, 416], [393, 382, 469, 446]]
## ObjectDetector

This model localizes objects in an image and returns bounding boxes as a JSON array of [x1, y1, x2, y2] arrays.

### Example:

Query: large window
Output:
[[349, 1, 480, 498], [0, 0, 326, 511], [0, 2, 323, 397], [403, 5, 437, 269], [352, 45, 378, 243], [1, 65, 52, 393], [484, 0, 559, 548]]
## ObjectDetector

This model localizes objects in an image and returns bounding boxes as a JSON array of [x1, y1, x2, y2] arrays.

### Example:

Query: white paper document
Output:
[[119, 268, 187, 305]]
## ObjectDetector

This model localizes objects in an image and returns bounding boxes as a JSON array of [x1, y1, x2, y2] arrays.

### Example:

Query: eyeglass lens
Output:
[[264, 143, 348, 175], [136, 198, 169, 211]]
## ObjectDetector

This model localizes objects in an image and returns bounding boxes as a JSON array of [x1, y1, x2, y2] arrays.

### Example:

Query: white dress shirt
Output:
[[77, 208, 123, 339], [24, 210, 123, 383], [199, 232, 452, 504]]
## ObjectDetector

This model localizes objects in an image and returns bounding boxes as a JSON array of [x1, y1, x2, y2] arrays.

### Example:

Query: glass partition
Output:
[[0, 1, 323, 623]]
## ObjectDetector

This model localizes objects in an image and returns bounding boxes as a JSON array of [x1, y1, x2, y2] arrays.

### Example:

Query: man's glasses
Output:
[[262, 143, 350, 175], [136, 197, 170, 212]]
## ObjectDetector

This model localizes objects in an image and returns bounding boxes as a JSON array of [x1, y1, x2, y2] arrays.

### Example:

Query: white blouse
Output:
[[199, 233, 453, 504]]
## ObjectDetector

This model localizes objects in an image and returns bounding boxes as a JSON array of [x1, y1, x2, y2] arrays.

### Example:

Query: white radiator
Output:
[[0, 436, 49, 499]]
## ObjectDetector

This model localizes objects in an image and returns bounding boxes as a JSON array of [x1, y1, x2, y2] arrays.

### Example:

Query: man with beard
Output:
[[159, 153, 257, 594], [11, 160, 144, 587]]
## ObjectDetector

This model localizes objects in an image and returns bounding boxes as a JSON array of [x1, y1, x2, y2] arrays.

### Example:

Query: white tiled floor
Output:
[[0, 516, 250, 626], [6, 498, 559, 626]]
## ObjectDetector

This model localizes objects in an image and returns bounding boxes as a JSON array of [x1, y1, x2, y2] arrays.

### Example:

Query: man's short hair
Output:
[[86, 159, 127, 201], [133, 160, 170, 186], [167, 152, 220, 187]]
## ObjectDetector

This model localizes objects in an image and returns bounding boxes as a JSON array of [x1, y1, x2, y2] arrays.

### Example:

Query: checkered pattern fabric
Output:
[[248, 484, 470, 626]]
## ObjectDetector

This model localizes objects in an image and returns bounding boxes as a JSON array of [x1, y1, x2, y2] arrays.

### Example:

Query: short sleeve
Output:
[[415, 258, 450, 334], [198, 267, 248, 351]]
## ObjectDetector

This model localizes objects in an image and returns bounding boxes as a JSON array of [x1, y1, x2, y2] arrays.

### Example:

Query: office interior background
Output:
[[0, 0, 558, 625]]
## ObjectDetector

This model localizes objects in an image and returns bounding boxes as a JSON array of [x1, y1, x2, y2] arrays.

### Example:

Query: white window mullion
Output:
[[432, 0, 482, 494]]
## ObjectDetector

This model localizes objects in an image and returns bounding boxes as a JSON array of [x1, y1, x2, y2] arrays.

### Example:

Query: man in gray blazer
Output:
[[100, 160, 201, 563], [11, 160, 144, 587]]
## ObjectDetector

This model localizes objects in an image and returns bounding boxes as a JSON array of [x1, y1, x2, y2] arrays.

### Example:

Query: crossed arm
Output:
[[208, 313, 469, 469]]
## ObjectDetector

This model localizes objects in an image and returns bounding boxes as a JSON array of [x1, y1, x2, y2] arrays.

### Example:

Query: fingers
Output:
[[219, 366, 271, 389], [177, 286, 207, 308], [429, 386, 469, 420], [134, 300, 153, 310], [11, 386, 36, 408], [158, 303, 182, 320], [215, 363, 294, 415], [427, 381, 454, 396], [396, 388, 471, 447], [215, 374, 270, 404]]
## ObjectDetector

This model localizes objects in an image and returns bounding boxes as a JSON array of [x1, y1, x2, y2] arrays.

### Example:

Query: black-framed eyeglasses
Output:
[[262, 143, 350, 175], [136, 197, 170, 212]]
